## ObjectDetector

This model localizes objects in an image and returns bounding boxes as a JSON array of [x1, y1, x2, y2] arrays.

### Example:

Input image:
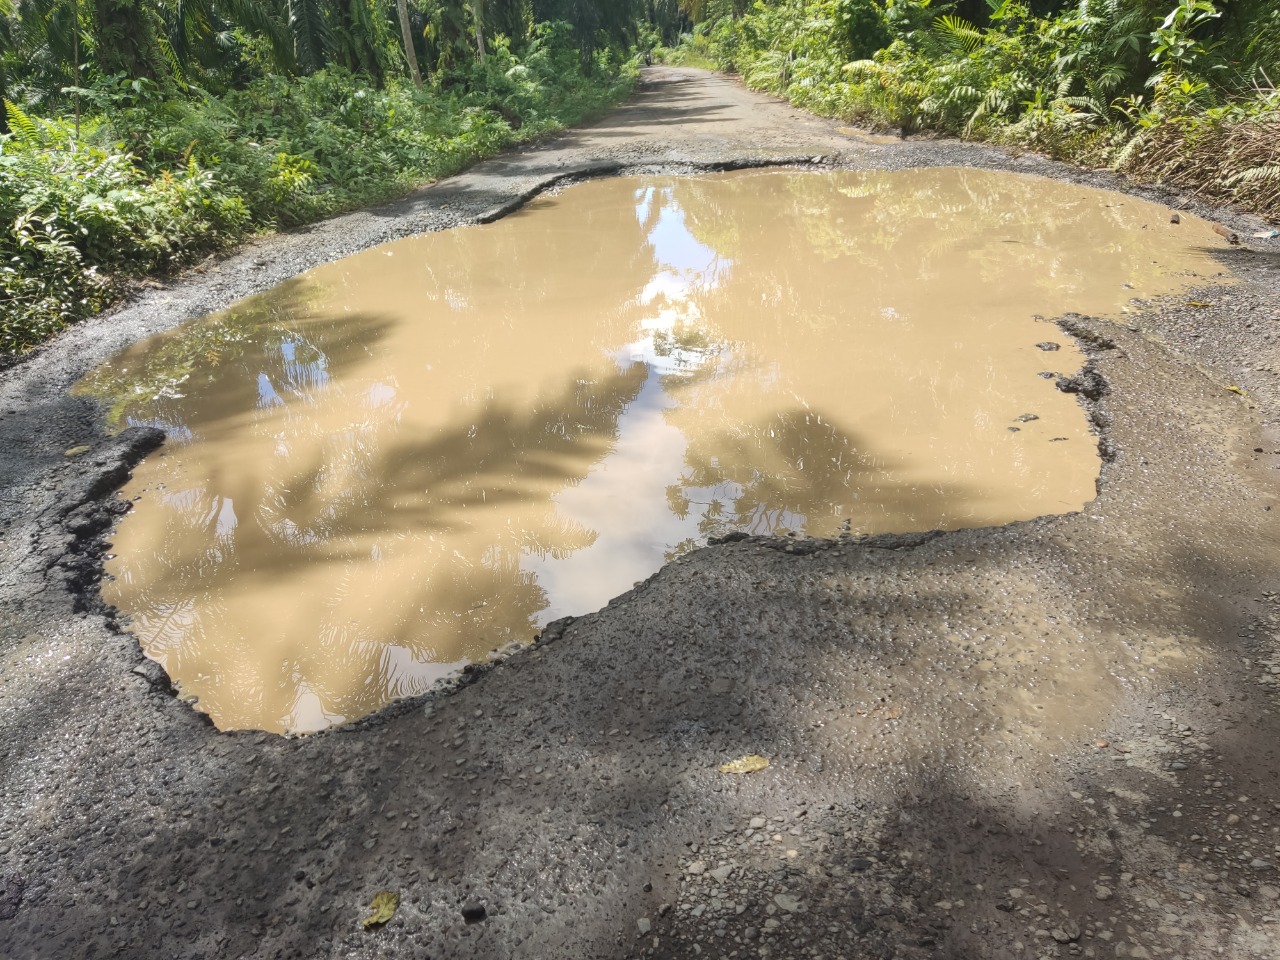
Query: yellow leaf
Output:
[[1186, 301, 1211, 308], [64, 445, 91, 457], [719, 754, 770, 774], [1227, 385, 1246, 396], [362, 891, 399, 929]]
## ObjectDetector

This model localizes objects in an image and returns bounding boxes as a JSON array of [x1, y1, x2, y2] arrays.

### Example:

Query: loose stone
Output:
[[773, 894, 802, 913]]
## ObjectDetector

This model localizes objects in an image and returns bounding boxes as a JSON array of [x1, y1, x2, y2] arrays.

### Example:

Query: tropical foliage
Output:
[[1, 0, 642, 356], [672, 0, 1279, 218]]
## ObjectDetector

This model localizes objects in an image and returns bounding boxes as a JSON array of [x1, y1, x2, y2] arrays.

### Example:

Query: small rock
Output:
[[637, 918, 651, 934], [687, 861, 707, 876], [710, 678, 736, 695], [131, 661, 169, 688], [1250, 859, 1275, 871], [1036, 342, 1061, 352], [1258, 884, 1279, 900], [1095, 886, 1114, 901], [749, 817, 767, 829], [461, 902, 487, 923], [710, 865, 733, 883], [744, 927, 759, 941], [773, 894, 802, 913], [1051, 921, 1081, 943]]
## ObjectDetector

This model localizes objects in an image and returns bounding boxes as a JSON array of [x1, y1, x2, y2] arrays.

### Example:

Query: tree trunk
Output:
[[472, 0, 486, 64], [91, 0, 165, 80], [396, 0, 423, 88], [0, 68, 9, 136]]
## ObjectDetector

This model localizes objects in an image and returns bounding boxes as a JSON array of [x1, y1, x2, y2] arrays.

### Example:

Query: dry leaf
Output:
[[719, 755, 770, 775], [362, 891, 399, 929], [1227, 385, 1246, 396], [63, 445, 91, 457], [1186, 301, 1211, 308]]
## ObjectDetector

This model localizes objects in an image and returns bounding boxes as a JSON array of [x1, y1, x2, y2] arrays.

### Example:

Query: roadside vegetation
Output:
[[6, 0, 1277, 360], [658, 0, 1279, 220], [1, 0, 644, 357]]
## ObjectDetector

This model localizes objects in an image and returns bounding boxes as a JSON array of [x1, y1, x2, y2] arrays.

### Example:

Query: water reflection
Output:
[[76, 168, 1228, 732]]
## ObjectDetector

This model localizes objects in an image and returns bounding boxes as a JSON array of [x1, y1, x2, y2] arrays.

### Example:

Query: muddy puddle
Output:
[[76, 167, 1231, 733]]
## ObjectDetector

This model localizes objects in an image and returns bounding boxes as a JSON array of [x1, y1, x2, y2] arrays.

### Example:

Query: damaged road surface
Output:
[[3, 68, 1280, 960]]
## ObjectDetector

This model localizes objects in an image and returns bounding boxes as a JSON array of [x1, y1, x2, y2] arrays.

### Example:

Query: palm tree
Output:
[[470, 0, 484, 63], [395, 0, 422, 87], [90, 0, 167, 79], [0, 0, 15, 131]]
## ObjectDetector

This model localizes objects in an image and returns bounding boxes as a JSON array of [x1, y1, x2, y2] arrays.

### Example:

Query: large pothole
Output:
[[75, 167, 1231, 733]]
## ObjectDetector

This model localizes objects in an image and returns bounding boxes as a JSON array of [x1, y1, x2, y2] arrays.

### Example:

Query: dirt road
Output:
[[3, 68, 1280, 960]]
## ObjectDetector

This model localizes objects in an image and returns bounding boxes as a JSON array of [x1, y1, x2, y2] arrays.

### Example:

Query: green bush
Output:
[[1, 26, 636, 358], [677, 0, 1277, 219]]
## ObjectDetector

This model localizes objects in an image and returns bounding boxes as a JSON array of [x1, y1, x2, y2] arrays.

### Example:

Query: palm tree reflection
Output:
[[77, 168, 1207, 732]]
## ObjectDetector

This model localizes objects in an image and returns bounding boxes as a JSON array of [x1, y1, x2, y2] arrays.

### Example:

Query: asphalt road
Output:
[[2, 68, 1280, 960]]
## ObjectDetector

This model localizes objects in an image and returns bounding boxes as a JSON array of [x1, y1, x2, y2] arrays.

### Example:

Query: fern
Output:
[[841, 59, 883, 79], [1109, 129, 1149, 169], [933, 15, 986, 56], [3, 99, 39, 142], [1225, 165, 1280, 185]]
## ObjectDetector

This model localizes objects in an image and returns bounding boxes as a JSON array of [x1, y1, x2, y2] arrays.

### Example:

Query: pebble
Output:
[[687, 861, 707, 876], [637, 918, 651, 934], [1051, 920, 1081, 943], [1250, 859, 1275, 871], [773, 893, 802, 913], [1095, 886, 1114, 901]]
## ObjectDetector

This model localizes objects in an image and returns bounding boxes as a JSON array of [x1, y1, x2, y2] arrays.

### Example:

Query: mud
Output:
[[2, 67, 1280, 960]]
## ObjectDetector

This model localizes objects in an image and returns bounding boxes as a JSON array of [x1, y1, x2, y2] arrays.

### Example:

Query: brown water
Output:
[[77, 168, 1230, 733]]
